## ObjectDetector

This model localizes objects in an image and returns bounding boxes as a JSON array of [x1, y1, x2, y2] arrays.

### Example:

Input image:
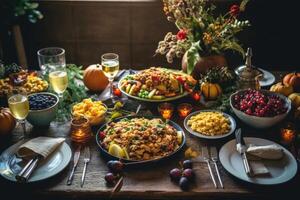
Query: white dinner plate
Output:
[[184, 110, 236, 139], [258, 68, 276, 87], [0, 140, 72, 182], [219, 137, 298, 185]]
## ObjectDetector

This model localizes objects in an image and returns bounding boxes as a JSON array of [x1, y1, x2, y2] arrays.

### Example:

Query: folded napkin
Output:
[[245, 144, 284, 176], [17, 137, 65, 159], [247, 144, 284, 160]]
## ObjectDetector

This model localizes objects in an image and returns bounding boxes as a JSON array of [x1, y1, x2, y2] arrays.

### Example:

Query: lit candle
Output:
[[177, 103, 193, 118], [158, 103, 174, 119], [280, 122, 296, 145], [70, 116, 92, 143], [191, 91, 201, 102], [281, 129, 295, 144], [74, 129, 85, 137]]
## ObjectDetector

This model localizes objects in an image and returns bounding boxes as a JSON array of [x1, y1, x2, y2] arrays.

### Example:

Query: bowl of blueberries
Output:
[[27, 92, 59, 127]]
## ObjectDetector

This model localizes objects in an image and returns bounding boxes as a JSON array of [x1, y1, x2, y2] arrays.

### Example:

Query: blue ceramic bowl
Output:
[[27, 92, 59, 127]]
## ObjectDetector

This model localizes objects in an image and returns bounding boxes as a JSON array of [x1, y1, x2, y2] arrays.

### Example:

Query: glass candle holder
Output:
[[280, 122, 296, 145], [158, 103, 174, 119], [177, 103, 193, 118], [191, 91, 201, 102], [70, 116, 92, 143]]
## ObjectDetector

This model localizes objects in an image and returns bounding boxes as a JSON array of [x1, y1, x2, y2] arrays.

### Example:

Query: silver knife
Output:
[[81, 146, 91, 187], [235, 128, 253, 176], [16, 156, 40, 182], [16, 158, 35, 179], [67, 145, 81, 185]]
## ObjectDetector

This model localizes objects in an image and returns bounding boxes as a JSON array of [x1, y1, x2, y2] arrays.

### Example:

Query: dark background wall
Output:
[[1, 0, 300, 71], [243, 0, 300, 71]]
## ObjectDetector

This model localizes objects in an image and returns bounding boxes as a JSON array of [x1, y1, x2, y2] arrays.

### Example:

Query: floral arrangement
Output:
[[156, 0, 250, 74]]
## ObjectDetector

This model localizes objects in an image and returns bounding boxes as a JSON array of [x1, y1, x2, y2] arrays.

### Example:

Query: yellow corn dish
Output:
[[72, 98, 107, 125], [187, 111, 231, 136], [23, 74, 48, 93]]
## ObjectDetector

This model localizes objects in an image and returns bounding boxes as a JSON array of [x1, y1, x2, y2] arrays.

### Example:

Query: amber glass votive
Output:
[[158, 103, 174, 119], [177, 103, 193, 118], [191, 91, 201, 102], [70, 116, 92, 143], [280, 123, 296, 145]]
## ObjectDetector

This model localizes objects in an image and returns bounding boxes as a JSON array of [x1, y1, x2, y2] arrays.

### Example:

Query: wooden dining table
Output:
[[0, 70, 299, 200]]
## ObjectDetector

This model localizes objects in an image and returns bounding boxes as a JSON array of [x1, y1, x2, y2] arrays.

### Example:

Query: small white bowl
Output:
[[230, 90, 291, 129]]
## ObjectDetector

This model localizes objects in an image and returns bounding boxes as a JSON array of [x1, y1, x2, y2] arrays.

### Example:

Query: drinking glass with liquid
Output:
[[101, 53, 119, 98], [49, 66, 68, 122], [8, 89, 29, 139], [38, 47, 68, 122], [49, 70, 68, 97]]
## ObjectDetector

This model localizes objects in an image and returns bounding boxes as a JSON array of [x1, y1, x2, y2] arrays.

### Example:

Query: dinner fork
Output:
[[210, 147, 224, 188], [81, 146, 90, 187], [202, 147, 217, 188]]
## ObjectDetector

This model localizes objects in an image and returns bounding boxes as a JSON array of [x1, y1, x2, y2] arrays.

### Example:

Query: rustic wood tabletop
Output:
[[0, 70, 299, 200]]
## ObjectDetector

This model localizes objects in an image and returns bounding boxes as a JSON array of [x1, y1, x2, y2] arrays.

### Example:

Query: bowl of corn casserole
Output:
[[184, 110, 236, 139]]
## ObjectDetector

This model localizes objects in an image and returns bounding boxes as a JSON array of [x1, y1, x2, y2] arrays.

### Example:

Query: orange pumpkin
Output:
[[283, 72, 300, 92], [0, 107, 16, 135], [83, 64, 109, 92]]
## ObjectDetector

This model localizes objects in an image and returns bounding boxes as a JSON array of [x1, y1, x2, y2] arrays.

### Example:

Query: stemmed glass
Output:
[[38, 47, 68, 122], [7, 89, 29, 139], [101, 53, 119, 99], [49, 64, 68, 122], [37, 47, 66, 75]]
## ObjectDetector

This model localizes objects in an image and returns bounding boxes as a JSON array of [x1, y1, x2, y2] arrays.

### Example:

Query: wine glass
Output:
[[40, 48, 68, 122], [101, 53, 119, 99], [37, 47, 66, 75], [49, 66, 68, 122], [7, 89, 29, 139]]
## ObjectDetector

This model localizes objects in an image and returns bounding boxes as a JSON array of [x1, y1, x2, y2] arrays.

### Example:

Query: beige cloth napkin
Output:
[[246, 144, 284, 176], [17, 137, 65, 159]]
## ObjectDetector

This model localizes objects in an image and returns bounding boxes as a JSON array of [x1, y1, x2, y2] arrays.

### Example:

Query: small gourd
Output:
[[270, 82, 293, 97], [0, 107, 16, 135], [288, 93, 300, 108], [200, 82, 222, 101]]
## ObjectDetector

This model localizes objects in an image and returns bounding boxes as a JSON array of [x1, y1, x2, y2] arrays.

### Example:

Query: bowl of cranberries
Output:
[[230, 89, 291, 128]]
